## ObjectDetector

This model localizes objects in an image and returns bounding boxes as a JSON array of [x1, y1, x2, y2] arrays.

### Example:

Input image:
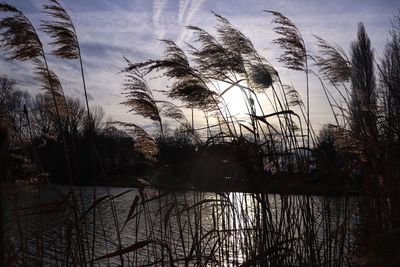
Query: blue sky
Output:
[[2, 0, 399, 133]]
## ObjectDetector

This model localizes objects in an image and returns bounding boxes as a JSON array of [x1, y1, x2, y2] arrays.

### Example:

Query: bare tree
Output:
[[0, 75, 31, 143], [83, 105, 105, 135], [380, 12, 400, 143], [65, 97, 85, 135]]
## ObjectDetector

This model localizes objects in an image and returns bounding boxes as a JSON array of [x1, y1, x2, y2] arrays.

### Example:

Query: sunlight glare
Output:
[[220, 85, 249, 118]]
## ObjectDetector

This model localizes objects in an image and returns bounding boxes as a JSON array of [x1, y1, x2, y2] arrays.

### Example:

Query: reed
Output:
[[312, 13, 400, 266], [3, 1, 398, 266]]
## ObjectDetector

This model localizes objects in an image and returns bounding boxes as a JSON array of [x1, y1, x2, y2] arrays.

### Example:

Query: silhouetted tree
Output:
[[376, 11, 400, 241], [380, 13, 400, 145], [82, 105, 105, 135], [313, 125, 342, 181], [65, 97, 85, 136], [0, 75, 31, 144], [31, 93, 58, 136], [350, 23, 377, 140]]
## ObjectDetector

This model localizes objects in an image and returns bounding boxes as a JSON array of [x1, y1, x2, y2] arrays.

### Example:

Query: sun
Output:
[[219, 85, 250, 118]]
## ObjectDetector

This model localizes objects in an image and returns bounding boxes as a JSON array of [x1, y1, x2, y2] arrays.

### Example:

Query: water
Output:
[[2, 185, 360, 266]]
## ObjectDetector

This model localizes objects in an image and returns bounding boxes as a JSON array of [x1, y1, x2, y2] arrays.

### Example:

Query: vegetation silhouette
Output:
[[0, 0, 400, 266]]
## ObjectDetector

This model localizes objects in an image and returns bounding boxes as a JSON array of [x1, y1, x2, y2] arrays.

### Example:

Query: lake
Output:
[[2, 185, 360, 266]]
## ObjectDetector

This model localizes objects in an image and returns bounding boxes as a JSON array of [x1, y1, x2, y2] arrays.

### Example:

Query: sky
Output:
[[2, 0, 399, 134]]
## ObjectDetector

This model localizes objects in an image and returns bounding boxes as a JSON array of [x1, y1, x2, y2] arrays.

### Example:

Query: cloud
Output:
[[86, 93, 94, 101], [175, 0, 207, 45], [152, 0, 167, 39], [7, 0, 40, 12], [2, 0, 398, 133], [178, 0, 190, 25]]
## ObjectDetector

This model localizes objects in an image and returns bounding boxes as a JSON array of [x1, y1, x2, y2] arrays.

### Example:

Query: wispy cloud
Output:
[[176, 0, 207, 45], [178, 0, 190, 25], [152, 0, 167, 40]]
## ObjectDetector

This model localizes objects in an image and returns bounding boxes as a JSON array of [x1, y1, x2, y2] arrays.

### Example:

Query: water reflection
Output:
[[3, 185, 359, 266]]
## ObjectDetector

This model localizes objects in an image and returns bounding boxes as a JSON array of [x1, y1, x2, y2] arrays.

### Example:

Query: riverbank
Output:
[[49, 172, 362, 196]]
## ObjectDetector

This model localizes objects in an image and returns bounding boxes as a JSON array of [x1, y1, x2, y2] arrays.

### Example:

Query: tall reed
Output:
[[0, 3, 369, 267]]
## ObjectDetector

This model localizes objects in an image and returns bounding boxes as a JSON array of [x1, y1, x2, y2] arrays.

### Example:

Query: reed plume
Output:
[[121, 60, 163, 136], [0, 3, 43, 60], [122, 61, 160, 123], [112, 121, 158, 161], [214, 12, 277, 91], [124, 39, 194, 79], [0, 2, 67, 123], [33, 58, 68, 116], [187, 25, 245, 79], [312, 36, 351, 120], [266, 10, 311, 164], [169, 78, 217, 110], [213, 12, 254, 56], [157, 100, 187, 125], [265, 10, 306, 71], [40, 0, 93, 137], [283, 84, 303, 107], [123, 40, 218, 111], [314, 36, 351, 85], [40, 0, 79, 59]]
